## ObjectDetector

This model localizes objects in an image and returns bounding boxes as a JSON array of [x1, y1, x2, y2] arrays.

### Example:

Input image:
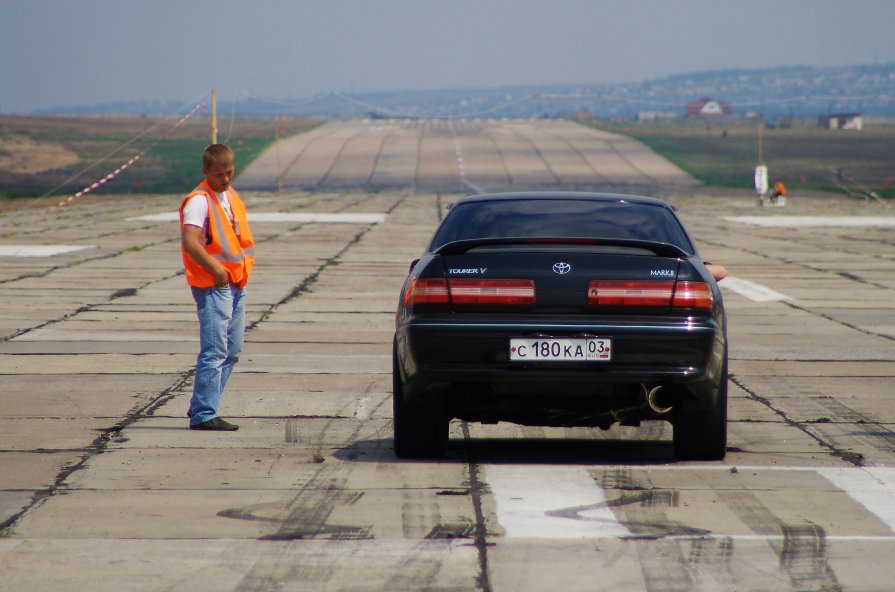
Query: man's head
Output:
[[203, 144, 235, 192]]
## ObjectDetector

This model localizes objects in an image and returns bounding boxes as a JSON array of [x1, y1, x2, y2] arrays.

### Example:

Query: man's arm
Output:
[[182, 225, 231, 287]]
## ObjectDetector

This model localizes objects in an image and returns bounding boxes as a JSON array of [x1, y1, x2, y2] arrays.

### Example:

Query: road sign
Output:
[[754, 165, 769, 195]]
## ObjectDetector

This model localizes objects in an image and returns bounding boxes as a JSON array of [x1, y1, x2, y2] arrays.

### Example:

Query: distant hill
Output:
[[37, 62, 895, 119]]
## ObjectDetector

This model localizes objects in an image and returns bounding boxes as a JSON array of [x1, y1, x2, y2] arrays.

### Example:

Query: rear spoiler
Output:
[[434, 237, 691, 258]]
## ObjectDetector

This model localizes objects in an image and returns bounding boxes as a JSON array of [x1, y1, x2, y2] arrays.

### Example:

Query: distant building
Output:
[[686, 97, 732, 117], [637, 111, 678, 121], [819, 113, 863, 130]]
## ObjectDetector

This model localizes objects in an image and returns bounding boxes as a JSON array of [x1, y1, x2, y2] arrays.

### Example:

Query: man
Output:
[[179, 144, 254, 431], [771, 179, 787, 205]]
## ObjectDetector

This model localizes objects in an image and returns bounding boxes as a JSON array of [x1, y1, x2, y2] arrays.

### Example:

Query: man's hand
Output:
[[212, 266, 230, 288], [705, 263, 728, 282]]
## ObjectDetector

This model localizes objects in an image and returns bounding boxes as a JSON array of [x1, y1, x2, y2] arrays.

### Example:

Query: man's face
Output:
[[204, 163, 234, 193]]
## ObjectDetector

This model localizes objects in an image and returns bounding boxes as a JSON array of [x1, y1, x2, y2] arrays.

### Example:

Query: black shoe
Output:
[[190, 417, 239, 431]]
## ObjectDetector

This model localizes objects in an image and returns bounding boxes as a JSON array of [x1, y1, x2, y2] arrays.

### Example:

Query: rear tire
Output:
[[393, 349, 448, 459], [673, 358, 728, 461]]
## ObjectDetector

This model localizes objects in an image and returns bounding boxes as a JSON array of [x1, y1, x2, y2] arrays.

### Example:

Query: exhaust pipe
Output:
[[644, 385, 674, 415], [587, 384, 675, 428]]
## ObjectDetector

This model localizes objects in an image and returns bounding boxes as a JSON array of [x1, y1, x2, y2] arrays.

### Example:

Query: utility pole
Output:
[[754, 119, 769, 205], [275, 116, 281, 195], [211, 89, 218, 144], [757, 119, 764, 165]]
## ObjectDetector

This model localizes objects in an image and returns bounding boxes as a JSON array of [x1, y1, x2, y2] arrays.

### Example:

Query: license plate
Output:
[[509, 337, 611, 362]]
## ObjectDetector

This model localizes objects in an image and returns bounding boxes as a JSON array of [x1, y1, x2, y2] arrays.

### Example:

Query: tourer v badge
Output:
[[553, 262, 572, 274], [449, 268, 487, 274]]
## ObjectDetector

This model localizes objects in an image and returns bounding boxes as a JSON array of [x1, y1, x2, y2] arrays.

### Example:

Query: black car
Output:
[[393, 192, 727, 460]]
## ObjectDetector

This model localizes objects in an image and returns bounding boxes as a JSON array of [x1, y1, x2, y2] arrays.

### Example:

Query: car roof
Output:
[[448, 191, 675, 210]]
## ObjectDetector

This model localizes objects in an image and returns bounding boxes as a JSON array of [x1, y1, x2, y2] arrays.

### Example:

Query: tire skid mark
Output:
[[597, 470, 695, 591], [219, 467, 371, 542], [233, 192, 465, 589], [721, 490, 842, 591], [816, 397, 895, 454], [401, 495, 442, 539], [686, 536, 735, 579], [380, 540, 453, 591], [558, 468, 747, 589]]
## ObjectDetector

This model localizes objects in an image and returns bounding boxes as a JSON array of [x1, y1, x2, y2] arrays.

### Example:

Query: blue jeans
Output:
[[188, 285, 246, 426]]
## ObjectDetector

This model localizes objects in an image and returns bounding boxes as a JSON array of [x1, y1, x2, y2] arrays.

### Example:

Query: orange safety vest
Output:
[[179, 180, 255, 288]]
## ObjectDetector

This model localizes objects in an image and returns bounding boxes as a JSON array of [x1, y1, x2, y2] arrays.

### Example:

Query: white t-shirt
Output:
[[182, 191, 233, 239]]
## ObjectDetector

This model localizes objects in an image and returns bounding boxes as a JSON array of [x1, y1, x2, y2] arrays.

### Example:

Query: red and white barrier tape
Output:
[[49, 102, 205, 211]]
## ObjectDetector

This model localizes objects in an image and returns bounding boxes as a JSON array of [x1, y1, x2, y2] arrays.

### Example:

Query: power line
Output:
[[46, 98, 207, 211], [40, 92, 209, 200]]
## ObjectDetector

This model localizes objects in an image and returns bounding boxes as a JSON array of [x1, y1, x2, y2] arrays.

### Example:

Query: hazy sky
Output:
[[2, 0, 893, 114]]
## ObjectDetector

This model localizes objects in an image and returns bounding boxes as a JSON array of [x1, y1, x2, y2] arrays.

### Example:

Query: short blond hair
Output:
[[203, 144, 235, 169]]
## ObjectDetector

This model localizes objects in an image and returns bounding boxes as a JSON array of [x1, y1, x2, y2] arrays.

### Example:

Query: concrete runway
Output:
[[2, 119, 895, 591], [237, 119, 700, 194]]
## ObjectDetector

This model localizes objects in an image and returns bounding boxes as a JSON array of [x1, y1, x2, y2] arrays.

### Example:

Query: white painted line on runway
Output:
[[721, 275, 791, 302], [453, 132, 486, 195], [817, 467, 895, 534], [485, 464, 895, 540], [723, 216, 895, 228], [485, 465, 630, 539], [655, 534, 895, 542], [128, 212, 386, 224], [0, 245, 93, 257]]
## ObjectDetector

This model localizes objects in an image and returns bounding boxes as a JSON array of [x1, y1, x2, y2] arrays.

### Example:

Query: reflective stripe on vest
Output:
[[206, 193, 251, 263]]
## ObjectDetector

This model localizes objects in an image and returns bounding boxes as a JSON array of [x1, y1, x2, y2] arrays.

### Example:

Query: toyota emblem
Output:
[[552, 262, 572, 275]]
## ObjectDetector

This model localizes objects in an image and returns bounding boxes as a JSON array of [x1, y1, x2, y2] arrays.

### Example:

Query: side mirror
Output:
[[409, 259, 420, 273]]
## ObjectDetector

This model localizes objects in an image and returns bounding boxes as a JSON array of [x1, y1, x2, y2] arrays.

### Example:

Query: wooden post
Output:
[[275, 116, 281, 195], [211, 89, 218, 144], [757, 119, 764, 164]]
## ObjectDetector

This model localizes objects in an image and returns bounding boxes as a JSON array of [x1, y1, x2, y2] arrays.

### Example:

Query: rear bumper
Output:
[[396, 317, 725, 393]]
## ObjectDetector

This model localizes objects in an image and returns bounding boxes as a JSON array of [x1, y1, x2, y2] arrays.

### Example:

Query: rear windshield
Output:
[[429, 199, 693, 252]]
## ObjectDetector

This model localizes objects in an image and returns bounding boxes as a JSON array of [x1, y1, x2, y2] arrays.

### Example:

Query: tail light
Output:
[[671, 281, 713, 308], [405, 278, 449, 306], [588, 280, 713, 309], [449, 279, 535, 305], [588, 280, 674, 307], [405, 278, 535, 306]]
